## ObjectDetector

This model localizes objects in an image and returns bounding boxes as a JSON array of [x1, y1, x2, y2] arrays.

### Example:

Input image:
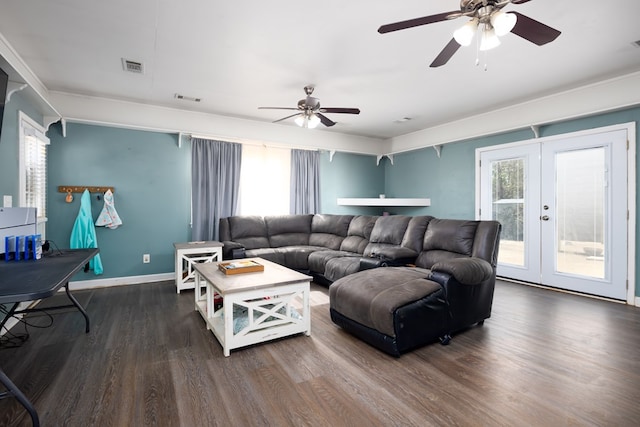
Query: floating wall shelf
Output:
[[337, 198, 431, 207]]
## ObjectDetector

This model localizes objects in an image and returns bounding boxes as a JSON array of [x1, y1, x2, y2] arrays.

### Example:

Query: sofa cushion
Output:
[[416, 219, 480, 269], [330, 267, 441, 337], [265, 215, 312, 247], [340, 215, 377, 254], [308, 250, 356, 274], [324, 256, 364, 282], [309, 214, 353, 250], [401, 216, 433, 253], [277, 245, 327, 271], [228, 216, 270, 249], [243, 248, 285, 265], [364, 215, 412, 258], [422, 219, 478, 254], [368, 215, 412, 245]]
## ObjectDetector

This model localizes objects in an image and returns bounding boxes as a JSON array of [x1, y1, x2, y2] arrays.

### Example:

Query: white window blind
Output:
[[19, 111, 49, 221]]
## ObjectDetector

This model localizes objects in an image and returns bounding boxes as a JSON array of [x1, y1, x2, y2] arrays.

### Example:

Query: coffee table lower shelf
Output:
[[194, 260, 311, 357]]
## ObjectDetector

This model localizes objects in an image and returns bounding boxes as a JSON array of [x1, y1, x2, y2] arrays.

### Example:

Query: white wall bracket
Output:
[[433, 144, 442, 158], [531, 125, 540, 138], [6, 81, 27, 104], [329, 150, 336, 162], [43, 115, 63, 133], [377, 154, 394, 166]]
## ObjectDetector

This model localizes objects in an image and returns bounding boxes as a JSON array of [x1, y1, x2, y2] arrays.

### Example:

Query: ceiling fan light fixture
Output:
[[308, 114, 321, 128], [453, 18, 478, 46], [295, 113, 321, 129], [490, 11, 517, 36], [479, 26, 501, 51]]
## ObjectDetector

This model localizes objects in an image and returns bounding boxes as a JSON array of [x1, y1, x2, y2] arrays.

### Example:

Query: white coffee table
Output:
[[193, 257, 311, 357]]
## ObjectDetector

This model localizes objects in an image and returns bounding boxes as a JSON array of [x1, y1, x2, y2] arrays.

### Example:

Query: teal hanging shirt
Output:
[[70, 189, 104, 274]]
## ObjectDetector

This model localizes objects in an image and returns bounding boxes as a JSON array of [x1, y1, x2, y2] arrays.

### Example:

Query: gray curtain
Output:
[[191, 138, 242, 241], [290, 149, 320, 214]]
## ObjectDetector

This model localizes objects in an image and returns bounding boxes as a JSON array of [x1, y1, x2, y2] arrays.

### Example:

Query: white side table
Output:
[[173, 241, 223, 293]]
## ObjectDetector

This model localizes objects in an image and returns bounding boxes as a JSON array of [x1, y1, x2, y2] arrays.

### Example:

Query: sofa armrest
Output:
[[221, 241, 246, 260], [430, 257, 493, 285], [359, 257, 385, 271], [367, 247, 418, 266]]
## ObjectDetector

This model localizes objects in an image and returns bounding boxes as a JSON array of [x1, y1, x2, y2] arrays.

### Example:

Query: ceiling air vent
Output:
[[174, 93, 202, 102], [632, 40, 640, 48], [122, 58, 144, 74]]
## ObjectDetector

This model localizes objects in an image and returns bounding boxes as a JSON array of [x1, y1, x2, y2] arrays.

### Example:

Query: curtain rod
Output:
[[188, 134, 319, 152]]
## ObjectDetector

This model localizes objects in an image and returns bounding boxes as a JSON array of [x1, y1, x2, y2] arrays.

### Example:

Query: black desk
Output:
[[0, 248, 98, 427]]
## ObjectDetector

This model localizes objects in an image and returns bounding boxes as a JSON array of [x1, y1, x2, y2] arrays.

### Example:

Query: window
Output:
[[238, 144, 290, 216], [18, 111, 49, 236]]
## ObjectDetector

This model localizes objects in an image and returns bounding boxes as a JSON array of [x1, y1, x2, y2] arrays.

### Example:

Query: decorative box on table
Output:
[[218, 260, 264, 275]]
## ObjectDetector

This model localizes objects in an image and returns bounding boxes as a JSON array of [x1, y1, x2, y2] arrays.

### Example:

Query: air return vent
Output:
[[121, 58, 144, 73]]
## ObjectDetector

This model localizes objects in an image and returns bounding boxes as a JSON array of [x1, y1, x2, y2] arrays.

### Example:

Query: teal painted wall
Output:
[[0, 91, 43, 201], [46, 125, 384, 281], [46, 122, 192, 281], [385, 107, 640, 297], [319, 150, 384, 216]]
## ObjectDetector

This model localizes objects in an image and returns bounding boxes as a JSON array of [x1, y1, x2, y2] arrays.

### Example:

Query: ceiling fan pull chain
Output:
[[475, 27, 481, 67]]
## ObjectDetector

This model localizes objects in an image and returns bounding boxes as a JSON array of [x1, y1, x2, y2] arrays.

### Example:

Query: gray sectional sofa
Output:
[[219, 214, 431, 284], [219, 213, 501, 355]]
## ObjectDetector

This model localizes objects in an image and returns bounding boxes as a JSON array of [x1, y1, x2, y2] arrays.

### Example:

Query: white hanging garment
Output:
[[95, 189, 123, 229]]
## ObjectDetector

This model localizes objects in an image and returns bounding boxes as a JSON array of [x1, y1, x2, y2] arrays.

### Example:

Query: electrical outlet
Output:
[[143, 254, 150, 263]]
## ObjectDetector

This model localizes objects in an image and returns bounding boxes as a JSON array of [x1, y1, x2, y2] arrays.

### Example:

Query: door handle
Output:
[[541, 215, 550, 221]]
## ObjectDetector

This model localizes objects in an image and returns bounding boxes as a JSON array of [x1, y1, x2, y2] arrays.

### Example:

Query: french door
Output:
[[478, 126, 630, 300]]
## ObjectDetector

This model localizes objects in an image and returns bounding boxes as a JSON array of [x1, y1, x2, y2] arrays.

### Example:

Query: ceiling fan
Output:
[[259, 86, 360, 128], [378, 0, 561, 67]]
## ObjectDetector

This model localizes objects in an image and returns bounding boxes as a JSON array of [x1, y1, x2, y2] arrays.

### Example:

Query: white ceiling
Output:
[[1, 0, 640, 140]]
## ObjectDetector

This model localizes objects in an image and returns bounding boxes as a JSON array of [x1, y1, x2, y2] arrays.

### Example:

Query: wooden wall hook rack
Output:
[[57, 186, 115, 194]]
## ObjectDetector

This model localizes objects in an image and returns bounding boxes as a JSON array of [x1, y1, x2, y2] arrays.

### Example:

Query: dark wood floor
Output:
[[1, 279, 639, 426]]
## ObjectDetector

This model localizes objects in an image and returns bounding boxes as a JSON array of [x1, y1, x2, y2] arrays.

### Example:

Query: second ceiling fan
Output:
[[378, 0, 561, 67], [259, 86, 360, 128]]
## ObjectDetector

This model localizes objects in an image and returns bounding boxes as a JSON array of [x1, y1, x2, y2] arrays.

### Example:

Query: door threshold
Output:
[[497, 276, 626, 305]]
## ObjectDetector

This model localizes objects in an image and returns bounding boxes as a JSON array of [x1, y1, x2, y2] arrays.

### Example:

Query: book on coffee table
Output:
[[218, 260, 264, 275]]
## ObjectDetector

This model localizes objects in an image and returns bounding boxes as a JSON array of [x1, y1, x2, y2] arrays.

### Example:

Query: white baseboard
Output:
[[636, 296, 640, 307], [69, 272, 175, 291], [2, 317, 21, 336], [1, 302, 34, 336]]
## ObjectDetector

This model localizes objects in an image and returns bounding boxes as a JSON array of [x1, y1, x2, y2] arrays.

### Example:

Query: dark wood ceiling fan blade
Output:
[[272, 113, 301, 123], [378, 11, 459, 34], [259, 107, 299, 111], [317, 113, 336, 127], [430, 38, 462, 68], [510, 0, 533, 4], [320, 107, 360, 114], [510, 12, 561, 46]]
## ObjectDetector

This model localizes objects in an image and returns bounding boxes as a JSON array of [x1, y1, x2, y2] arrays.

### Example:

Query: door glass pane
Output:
[[491, 158, 525, 266], [555, 148, 605, 279]]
